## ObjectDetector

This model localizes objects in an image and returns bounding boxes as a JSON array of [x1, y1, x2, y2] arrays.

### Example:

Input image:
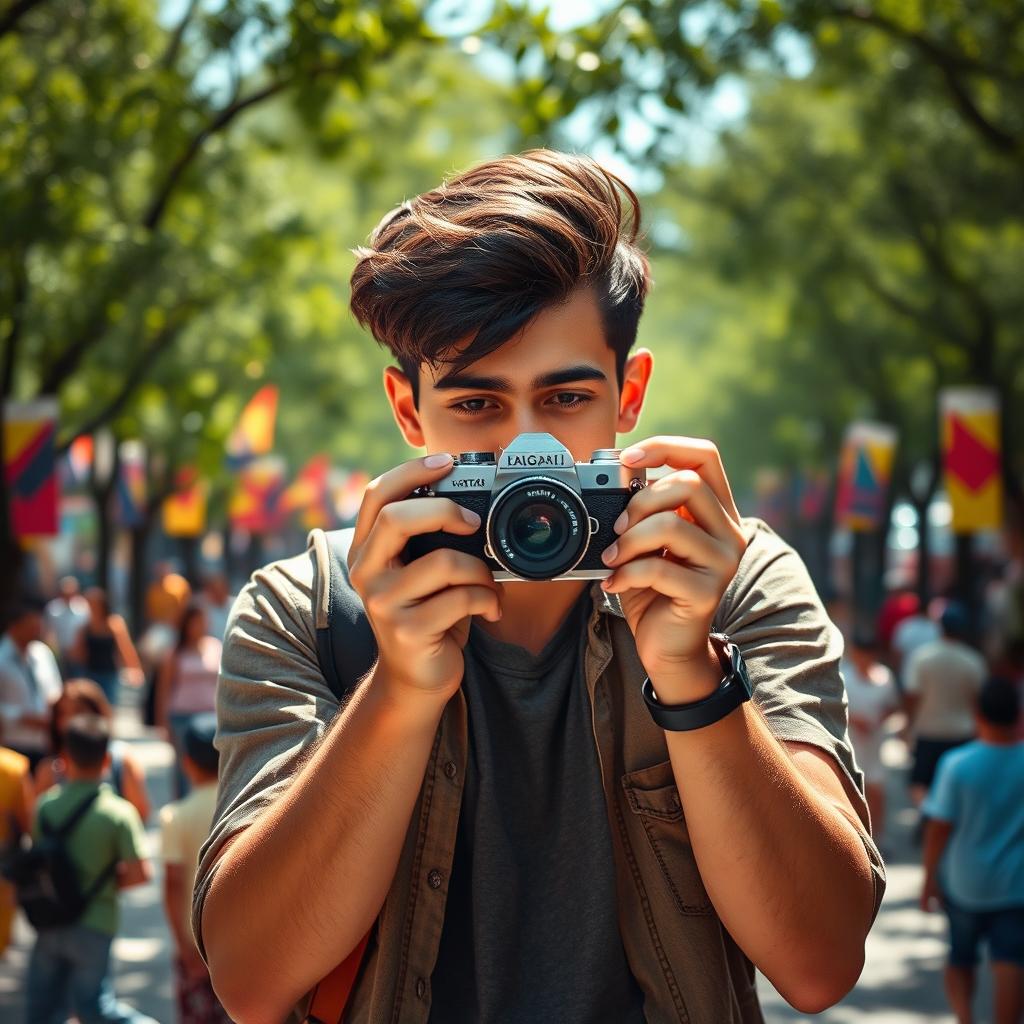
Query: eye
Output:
[[547, 392, 592, 409], [450, 397, 498, 415]]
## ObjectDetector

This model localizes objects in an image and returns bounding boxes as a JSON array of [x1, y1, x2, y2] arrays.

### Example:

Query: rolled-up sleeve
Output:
[[191, 549, 340, 961], [715, 518, 887, 920]]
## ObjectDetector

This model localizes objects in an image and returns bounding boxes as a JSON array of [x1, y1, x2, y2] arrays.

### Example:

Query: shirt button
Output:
[[443, 760, 457, 780], [416, 977, 427, 999], [427, 869, 444, 890]]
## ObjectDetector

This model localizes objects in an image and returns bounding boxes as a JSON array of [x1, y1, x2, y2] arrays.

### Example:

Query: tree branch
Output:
[[0, 0, 50, 39], [159, 0, 200, 70], [54, 315, 189, 455]]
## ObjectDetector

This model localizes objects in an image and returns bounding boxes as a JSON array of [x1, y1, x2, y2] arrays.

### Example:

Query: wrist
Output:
[[368, 661, 454, 728], [647, 639, 722, 705]]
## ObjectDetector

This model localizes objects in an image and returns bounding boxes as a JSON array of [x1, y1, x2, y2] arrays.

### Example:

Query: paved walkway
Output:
[[0, 717, 996, 1022]]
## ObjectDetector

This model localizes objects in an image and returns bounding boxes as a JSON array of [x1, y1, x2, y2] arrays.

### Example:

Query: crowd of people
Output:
[[0, 553, 1022, 1023], [834, 578, 1024, 1024], [0, 566, 233, 1023]]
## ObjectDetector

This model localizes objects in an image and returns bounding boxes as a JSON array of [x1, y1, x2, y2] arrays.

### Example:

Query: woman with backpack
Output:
[[34, 678, 151, 823], [155, 604, 221, 797]]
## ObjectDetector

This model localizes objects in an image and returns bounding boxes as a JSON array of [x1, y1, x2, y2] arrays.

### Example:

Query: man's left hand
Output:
[[600, 436, 747, 703]]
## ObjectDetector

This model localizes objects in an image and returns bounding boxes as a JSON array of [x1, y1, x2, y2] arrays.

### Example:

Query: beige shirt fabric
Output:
[[904, 638, 986, 740], [160, 781, 219, 950], [193, 517, 885, 1023]]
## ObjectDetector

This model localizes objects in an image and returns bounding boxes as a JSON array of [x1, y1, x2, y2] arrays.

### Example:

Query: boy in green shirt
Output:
[[25, 714, 157, 1024]]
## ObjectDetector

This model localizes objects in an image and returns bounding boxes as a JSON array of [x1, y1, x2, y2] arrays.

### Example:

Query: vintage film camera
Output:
[[404, 432, 646, 582]]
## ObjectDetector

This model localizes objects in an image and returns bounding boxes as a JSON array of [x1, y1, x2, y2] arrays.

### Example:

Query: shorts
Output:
[[944, 897, 1024, 968], [911, 736, 972, 789]]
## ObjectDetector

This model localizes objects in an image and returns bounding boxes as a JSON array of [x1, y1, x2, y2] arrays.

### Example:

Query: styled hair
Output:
[[350, 149, 650, 399], [977, 677, 1020, 727], [64, 714, 110, 771]]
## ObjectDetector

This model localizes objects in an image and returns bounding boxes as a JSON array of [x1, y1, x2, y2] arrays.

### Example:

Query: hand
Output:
[[600, 437, 747, 703], [347, 453, 503, 703], [920, 875, 941, 913], [121, 667, 145, 688]]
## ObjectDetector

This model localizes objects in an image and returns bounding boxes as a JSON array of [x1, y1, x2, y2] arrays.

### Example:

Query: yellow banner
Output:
[[941, 389, 1002, 534]]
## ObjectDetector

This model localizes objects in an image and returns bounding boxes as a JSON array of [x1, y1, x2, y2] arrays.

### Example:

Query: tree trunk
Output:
[[128, 519, 152, 636], [952, 532, 982, 645]]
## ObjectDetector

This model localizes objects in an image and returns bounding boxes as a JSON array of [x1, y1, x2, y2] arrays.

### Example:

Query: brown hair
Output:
[[350, 149, 650, 399], [49, 678, 113, 755]]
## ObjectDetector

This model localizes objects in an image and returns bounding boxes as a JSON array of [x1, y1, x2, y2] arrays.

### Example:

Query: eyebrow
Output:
[[433, 364, 608, 393]]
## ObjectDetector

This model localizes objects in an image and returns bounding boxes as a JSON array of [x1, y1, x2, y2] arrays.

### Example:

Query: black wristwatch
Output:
[[642, 633, 752, 732]]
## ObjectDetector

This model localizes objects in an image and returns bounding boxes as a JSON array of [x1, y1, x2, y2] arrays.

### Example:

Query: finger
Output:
[[352, 452, 455, 550], [403, 584, 503, 636], [601, 556, 721, 612], [353, 497, 481, 582], [616, 471, 741, 546], [604, 511, 734, 575], [366, 549, 499, 609], [618, 437, 739, 523]]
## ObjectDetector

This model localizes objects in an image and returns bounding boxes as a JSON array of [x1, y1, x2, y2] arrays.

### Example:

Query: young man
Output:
[[196, 150, 885, 1023], [0, 599, 63, 772], [160, 712, 231, 1024], [921, 677, 1024, 1024], [25, 714, 156, 1024]]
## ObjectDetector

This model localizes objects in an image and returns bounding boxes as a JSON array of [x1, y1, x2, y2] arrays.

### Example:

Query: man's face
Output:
[[384, 287, 652, 464]]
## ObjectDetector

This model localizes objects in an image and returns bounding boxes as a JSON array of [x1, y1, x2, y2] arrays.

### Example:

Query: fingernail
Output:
[[602, 542, 618, 565], [613, 511, 628, 534], [601, 577, 615, 591], [620, 446, 644, 465], [424, 453, 453, 469], [461, 507, 481, 527]]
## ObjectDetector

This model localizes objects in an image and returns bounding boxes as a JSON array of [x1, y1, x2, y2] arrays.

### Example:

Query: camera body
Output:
[[403, 432, 646, 582]]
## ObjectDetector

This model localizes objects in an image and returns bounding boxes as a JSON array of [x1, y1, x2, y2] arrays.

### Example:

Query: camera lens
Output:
[[511, 504, 566, 558], [487, 479, 589, 581]]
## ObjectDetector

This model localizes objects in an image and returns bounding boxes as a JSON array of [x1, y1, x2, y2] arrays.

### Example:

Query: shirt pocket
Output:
[[621, 760, 713, 916]]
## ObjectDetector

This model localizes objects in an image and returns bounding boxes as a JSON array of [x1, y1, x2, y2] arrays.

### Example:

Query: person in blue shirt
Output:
[[922, 676, 1024, 1024]]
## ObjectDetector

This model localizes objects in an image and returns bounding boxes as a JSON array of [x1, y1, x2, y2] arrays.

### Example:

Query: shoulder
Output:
[[159, 799, 180, 829], [0, 747, 29, 778], [938, 741, 983, 777], [97, 785, 143, 823]]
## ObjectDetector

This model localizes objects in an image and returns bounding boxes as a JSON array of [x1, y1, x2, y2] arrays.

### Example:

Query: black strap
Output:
[[310, 529, 379, 703], [39, 789, 103, 841]]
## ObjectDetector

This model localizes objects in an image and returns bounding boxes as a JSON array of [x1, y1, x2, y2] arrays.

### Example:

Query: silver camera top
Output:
[[437, 432, 642, 496]]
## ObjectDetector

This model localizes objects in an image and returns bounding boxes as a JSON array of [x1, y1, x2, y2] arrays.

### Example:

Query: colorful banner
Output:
[[333, 468, 371, 525], [4, 399, 59, 537], [941, 388, 1002, 534], [229, 455, 287, 533], [226, 385, 278, 467], [834, 422, 898, 532], [162, 467, 207, 538], [116, 440, 147, 528], [280, 454, 333, 530]]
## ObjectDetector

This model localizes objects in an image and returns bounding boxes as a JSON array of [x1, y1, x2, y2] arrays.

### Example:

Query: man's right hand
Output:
[[347, 452, 503, 702]]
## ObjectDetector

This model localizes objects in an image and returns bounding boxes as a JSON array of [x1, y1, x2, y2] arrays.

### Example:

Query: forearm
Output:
[[665, 704, 875, 1012], [203, 665, 449, 1024]]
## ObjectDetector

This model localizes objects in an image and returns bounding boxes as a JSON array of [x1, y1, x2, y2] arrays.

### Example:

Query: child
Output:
[[159, 713, 230, 1023], [24, 713, 157, 1024], [922, 677, 1024, 1024]]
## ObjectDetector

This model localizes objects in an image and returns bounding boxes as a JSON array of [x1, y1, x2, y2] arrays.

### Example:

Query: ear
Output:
[[383, 366, 425, 448], [617, 348, 653, 434]]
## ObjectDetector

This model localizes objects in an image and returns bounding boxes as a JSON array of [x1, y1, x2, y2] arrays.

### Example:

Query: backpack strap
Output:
[[307, 528, 378, 702], [40, 788, 103, 841], [303, 528, 378, 1023]]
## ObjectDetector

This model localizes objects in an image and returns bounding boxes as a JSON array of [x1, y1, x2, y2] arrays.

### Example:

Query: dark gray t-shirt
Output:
[[428, 589, 645, 1022]]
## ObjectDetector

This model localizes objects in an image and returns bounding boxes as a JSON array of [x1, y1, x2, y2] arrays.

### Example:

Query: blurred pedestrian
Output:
[[921, 677, 1024, 1024], [0, 745, 34, 957], [159, 713, 230, 1024], [891, 598, 942, 679], [155, 605, 221, 797], [0, 598, 63, 772], [198, 574, 234, 642], [35, 679, 150, 823], [876, 576, 920, 656], [145, 562, 192, 630], [904, 601, 987, 807], [842, 632, 900, 849], [24, 714, 157, 1024], [70, 588, 144, 707], [43, 576, 89, 677]]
